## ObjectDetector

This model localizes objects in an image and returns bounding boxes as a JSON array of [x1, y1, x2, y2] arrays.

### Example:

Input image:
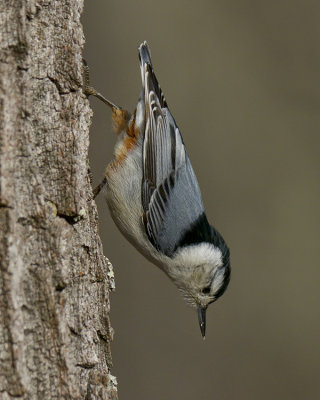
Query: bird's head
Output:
[[168, 239, 230, 338]]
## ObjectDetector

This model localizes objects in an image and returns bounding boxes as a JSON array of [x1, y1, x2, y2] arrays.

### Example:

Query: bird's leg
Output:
[[87, 168, 104, 200], [92, 176, 107, 199], [82, 59, 131, 134], [82, 58, 118, 109], [83, 59, 132, 199]]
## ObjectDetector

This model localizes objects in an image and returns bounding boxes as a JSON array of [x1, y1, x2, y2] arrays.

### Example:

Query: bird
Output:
[[83, 41, 230, 338]]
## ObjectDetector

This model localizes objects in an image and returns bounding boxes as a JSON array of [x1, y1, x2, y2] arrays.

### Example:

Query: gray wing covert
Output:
[[142, 83, 205, 257]]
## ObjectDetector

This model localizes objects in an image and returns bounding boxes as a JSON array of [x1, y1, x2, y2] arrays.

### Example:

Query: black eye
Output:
[[202, 286, 211, 294]]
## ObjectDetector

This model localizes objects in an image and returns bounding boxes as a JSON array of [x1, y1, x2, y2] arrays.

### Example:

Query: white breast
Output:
[[105, 137, 170, 270]]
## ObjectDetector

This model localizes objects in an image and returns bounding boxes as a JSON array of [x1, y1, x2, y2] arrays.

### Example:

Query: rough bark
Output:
[[0, 1, 117, 399]]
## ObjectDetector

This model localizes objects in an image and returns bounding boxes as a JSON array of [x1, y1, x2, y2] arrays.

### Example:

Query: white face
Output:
[[178, 263, 227, 308], [168, 243, 227, 308]]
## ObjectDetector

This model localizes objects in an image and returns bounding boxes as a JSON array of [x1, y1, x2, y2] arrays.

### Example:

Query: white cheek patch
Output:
[[211, 268, 225, 294]]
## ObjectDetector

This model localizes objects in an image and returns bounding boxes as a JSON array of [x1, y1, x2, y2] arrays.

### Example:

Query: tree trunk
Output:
[[0, 1, 117, 399]]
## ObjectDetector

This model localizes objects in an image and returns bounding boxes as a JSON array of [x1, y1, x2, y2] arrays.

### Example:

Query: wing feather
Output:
[[140, 46, 205, 257]]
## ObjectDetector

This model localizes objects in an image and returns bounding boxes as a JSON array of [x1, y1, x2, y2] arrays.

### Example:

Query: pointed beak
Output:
[[198, 305, 207, 339]]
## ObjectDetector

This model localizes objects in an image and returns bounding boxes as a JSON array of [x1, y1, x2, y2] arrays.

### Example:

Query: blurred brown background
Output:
[[83, 1, 320, 399]]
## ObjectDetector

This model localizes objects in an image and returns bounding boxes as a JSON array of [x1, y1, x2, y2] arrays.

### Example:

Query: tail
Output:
[[138, 41, 167, 108], [138, 41, 153, 71]]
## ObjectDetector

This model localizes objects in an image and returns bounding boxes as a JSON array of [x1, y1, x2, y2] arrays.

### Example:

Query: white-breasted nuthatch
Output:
[[84, 41, 230, 338]]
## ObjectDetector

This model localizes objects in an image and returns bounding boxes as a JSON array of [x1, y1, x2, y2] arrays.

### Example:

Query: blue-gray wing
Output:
[[141, 63, 205, 257]]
